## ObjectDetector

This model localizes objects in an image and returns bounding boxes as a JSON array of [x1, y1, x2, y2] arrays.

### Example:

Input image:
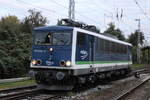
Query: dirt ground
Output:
[[124, 80, 150, 100], [60, 65, 150, 100]]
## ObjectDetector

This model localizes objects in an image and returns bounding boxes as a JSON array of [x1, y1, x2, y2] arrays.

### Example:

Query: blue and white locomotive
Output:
[[30, 23, 132, 90]]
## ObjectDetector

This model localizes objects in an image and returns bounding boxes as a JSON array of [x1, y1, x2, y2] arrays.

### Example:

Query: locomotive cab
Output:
[[30, 26, 76, 90], [31, 26, 73, 68]]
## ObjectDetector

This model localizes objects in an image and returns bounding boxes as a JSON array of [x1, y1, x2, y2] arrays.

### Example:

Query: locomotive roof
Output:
[[34, 25, 73, 31], [74, 27, 132, 46], [34, 25, 132, 46]]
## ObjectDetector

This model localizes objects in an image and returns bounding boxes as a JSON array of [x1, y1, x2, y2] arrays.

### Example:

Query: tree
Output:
[[21, 9, 48, 33], [0, 15, 31, 78], [0, 16, 21, 40], [0, 15, 23, 78], [0, 9, 49, 78], [104, 23, 126, 41], [127, 30, 145, 64], [127, 30, 144, 46]]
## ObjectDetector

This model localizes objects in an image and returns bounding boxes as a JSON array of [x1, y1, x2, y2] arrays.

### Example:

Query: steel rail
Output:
[[0, 88, 41, 100], [43, 95, 61, 100], [114, 75, 150, 100], [0, 85, 37, 93]]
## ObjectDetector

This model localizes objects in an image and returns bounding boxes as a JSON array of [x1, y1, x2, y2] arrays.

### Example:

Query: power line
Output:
[[0, 4, 27, 17], [50, 0, 68, 9], [50, 0, 95, 23], [17, 0, 100, 25], [16, 0, 67, 16], [92, 0, 113, 15], [133, 0, 150, 48], [76, 2, 113, 16], [15, 0, 68, 24], [49, 0, 100, 24], [0, 0, 60, 25], [134, 0, 150, 21]]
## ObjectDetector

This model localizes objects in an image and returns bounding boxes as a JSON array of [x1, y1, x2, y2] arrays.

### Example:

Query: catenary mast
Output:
[[135, 19, 141, 64], [68, 0, 75, 20]]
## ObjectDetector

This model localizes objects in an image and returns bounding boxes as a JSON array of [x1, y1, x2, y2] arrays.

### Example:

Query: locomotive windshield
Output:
[[34, 31, 72, 45]]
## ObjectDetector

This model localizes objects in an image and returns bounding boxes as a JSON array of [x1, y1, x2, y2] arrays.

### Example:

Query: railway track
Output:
[[114, 74, 150, 100], [0, 88, 40, 100], [0, 85, 38, 100], [0, 85, 63, 100], [0, 88, 60, 100], [0, 68, 148, 100], [0, 85, 37, 93]]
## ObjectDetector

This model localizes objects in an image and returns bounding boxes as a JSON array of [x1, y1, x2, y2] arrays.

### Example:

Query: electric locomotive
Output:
[[30, 21, 132, 90]]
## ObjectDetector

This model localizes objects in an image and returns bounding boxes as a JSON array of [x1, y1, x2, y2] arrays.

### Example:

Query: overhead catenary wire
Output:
[[49, 0, 100, 24], [16, 0, 67, 17], [0, 4, 27, 17], [13, 0, 150, 40], [0, 1, 56, 24], [134, 0, 150, 21], [15, 0, 101, 26], [14, 0, 66, 24], [50, 0, 68, 9], [92, 0, 113, 15], [50, 0, 150, 42], [133, 0, 150, 44], [108, 0, 146, 37]]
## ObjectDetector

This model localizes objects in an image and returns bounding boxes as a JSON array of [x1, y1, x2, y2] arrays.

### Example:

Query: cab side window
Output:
[[77, 32, 86, 46]]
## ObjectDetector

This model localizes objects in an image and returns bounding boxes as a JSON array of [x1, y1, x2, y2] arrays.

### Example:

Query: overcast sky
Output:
[[0, 0, 150, 44]]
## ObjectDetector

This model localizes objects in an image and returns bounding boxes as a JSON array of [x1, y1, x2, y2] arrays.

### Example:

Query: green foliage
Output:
[[131, 46, 138, 63], [127, 30, 144, 46], [131, 64, 144, 69], [0, 16, 31, 78], [21, 9, 48, 33], [127, 30, 145, 64], [0, 9, 47, 79], [104, 22, 126, 41], [141, 48, 150, 64], [0, 16, 20, 31]]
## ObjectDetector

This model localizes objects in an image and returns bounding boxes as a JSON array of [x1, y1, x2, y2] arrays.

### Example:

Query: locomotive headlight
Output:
[[31, 60, 42, 65], [66, 61, 71, 67], [49, 48, 53, 52], [31, 60, 37, 65]]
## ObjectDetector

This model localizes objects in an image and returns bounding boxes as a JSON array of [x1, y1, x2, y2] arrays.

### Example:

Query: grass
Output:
[[66, 92, 75, 97], [0, 79, 36, 90], [131, 64, 144, 69]]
